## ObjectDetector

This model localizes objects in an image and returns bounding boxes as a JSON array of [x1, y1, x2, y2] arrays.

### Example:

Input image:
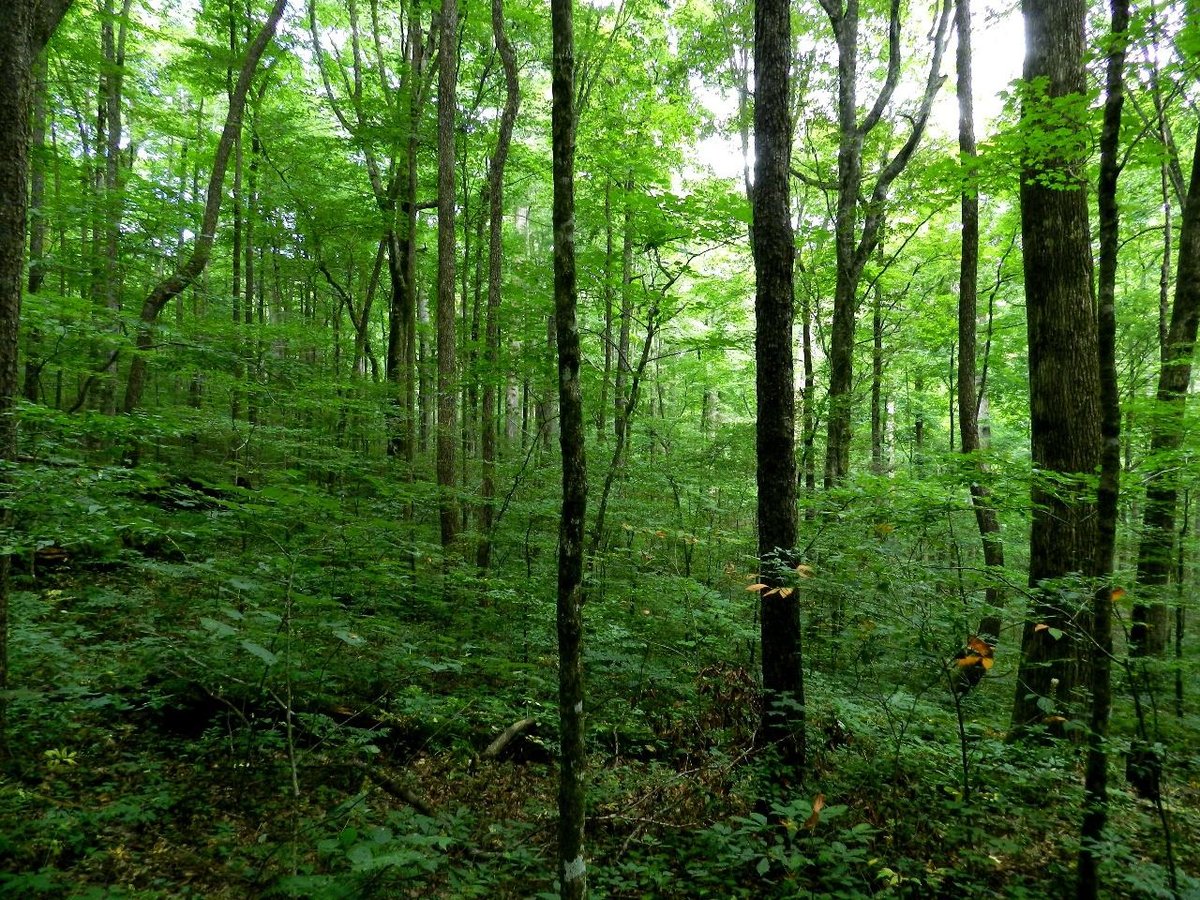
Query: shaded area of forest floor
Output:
[[1, 470, 1198, 897]]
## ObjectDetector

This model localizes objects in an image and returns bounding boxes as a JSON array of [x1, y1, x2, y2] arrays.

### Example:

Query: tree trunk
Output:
[[753, 0, 803, 765], [96, 0, 132, 416], [23, 54, 48, 404], [614, 176, 634, 442], [1078, 0, 1126, 893], [551, 0, 588, 893], [1010, 0, 1102, 735], [123, 0, 285, 414], [1131, 113, 1200, 658], [870, 285, 883, 473], [436, 0, 459, 550], [598, 179, 613, 442], [956, 0, 1004, 643], [477, 0, 520, 572], [0, 0, 74, 758], [819, 0, 953, 485]]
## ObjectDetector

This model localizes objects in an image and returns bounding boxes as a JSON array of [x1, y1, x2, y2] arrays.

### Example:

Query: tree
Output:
[[0, 0, 75, 755], [476, 0, 521, 571], [1078, 0, 1127, 892], [955, 0, 1004, 643], [1132, 95, 1200, 658], [552, 0, 588, 894], [122, 0, 286, 414], [1009, 0, 1102, 734], [436, 0, 459, 550], [817, 0, 953, 486], [752, 0, 802, 764]]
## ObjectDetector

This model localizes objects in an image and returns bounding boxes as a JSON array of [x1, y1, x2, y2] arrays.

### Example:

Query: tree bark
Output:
[[477, 0, 520, 572], [754, 0, 803, 765], [0, 0, 75, 757], [1078, 0, 1126, 892], [436, 0, 459, 549], [96, 0, 132, 415], [1131, 110, 1200, 659], [819, 0, 953, 486], [956, 0, 1004, 643], [23, 54, 48, 404], [551, 0, 588, 893], [123, 0, 285, 413], [1010, 0, 1101, 735]]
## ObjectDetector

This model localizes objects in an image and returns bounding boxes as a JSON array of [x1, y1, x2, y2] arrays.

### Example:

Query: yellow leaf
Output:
[[764, 587, 780, 597], [804, 793, 826, 830], [795, 564, 814, 578], [746, 583, 768, 592], [778, 587, 794, 598], [1034, 623, 1049, 632]]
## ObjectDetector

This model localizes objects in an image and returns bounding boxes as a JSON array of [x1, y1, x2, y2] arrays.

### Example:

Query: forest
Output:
[[0, 0, 1198, 895]]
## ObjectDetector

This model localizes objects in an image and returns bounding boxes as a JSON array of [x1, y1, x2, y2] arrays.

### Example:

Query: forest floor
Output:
[[1, 468, 1198, 897]]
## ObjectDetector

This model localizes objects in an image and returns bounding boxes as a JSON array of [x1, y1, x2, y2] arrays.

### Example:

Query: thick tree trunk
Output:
[[477, 0, 520, 572], [1010, 0, 1102, 735], [123, 0, 285, 413], [0, 0, 74, 758], [23, 54, 48, 404], [436, 0, 459, 549], [754, 0, 803, 765], [956, 0, 1004, 643], [551, 0, 588, 894], [1078, 0, 1126, 893]]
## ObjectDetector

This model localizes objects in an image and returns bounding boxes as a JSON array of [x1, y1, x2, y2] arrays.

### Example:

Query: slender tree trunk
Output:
[[614, 176, 633, 442], [870, 286, 883, 473], [819, 0, 952, 485], [588, 307, 658, 562], [97, 0, 132, 415], [477, 0, 520, 571], [245, 125, 259, 425], [1010, 0, 1101, 735], [123, 0, 286, 413], [598, 179, 613, 442], [551, 0, 588, 893], [1132, 126, 1200, 659], [754, 0, 803, 765], [956, 0, 1004, 643], [800, 283, 815, 511], [1078, 0, 1126, 892], [435, 0, 458, 548]]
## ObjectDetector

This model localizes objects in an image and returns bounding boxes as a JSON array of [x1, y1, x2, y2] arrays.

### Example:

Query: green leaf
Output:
[[240, 639, 278, 666], [200, 616, 237, 637]]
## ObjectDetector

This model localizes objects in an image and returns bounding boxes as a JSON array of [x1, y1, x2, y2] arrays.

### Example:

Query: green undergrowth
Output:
[[0, 456, 1196, 898]]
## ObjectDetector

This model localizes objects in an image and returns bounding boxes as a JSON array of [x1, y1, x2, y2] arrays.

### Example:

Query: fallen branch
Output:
[[482, 717, 537, 761], [349, 759, 436, 817]]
